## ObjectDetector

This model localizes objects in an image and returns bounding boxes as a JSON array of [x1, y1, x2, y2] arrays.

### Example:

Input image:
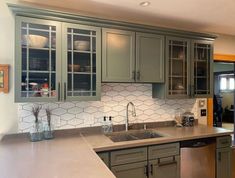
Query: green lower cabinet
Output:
[[97, 152, 110, 168], [149, 156, 180, 178], [111, 161, 148, 178], [216, 147, 231, 178]]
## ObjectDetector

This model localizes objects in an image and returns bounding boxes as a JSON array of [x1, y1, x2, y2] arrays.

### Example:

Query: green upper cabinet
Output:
[[15, 16, 62, 102], [62, 23, 101, 101], [15, 16, 101, 102], [153, 36, 213, 99], [136, 33, 164, 83], [102, 28, 135, 82], [166, 37, 190, 98], [102, 29, 165, 83], [191, 40, 213, 98]]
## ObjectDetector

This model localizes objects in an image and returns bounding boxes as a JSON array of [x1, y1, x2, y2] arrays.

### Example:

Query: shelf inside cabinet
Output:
[[22, 70, 56, 73], [68, 50, 96, 54], [169, 75, 186, 78], [21, 27, 56, 33], [67, 32, 96, 37], [22, 46, 56, 51], [171, 58, 185, 61], [68, 72, 96, 75]]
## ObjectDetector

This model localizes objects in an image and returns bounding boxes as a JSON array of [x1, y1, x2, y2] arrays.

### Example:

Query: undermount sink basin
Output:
[[106, 130, 164, 142]]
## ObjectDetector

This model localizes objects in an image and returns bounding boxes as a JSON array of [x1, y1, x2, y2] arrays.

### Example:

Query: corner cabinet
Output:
[[153, 36, 213, 99], [15, 16, 101, 102], [102, 28, 164, 83]]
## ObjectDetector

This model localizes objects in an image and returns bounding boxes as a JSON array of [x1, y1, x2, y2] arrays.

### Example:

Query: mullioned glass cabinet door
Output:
[[166, 37, 190, 98], [62, 23, 101, 101], [192, 40, 213, 97], [15, 16, 62, 102]]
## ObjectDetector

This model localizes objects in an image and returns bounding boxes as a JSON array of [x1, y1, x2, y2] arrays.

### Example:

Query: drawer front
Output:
[[149, 143, 180, 160], [97, 152, 110, 167], [111, 147, 147, 166], [216, 136, 231, 148]]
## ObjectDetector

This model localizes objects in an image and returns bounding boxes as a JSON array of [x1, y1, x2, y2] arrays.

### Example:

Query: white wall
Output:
[[0, 1, 18, 136], [214, 34, 235, 54]]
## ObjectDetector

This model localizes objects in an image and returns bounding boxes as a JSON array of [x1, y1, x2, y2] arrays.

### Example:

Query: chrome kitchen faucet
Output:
[[126, 102, 136, 131]]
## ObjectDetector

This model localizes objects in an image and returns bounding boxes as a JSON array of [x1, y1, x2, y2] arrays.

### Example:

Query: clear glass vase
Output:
[[44, 122, 54, 140], [29, 121, 44, 142]]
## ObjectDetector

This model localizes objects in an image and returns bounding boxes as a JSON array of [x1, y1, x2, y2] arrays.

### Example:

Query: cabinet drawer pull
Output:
[[64, 82, 67, 101], [150, 164, 153, 175], [144, 165, 149, 177], [220, 141, 229, 145], [158, 160, 177, 167], [58, 82, 61, 101]]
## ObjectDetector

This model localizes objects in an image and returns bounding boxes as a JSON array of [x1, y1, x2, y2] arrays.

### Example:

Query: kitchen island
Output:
[[0, 124, 232, 178]]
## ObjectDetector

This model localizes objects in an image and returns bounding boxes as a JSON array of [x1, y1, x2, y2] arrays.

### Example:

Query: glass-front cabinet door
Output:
[[166, 37, 190, 98], [15, 17, 61, 102], [62, 23, 101, 101], [192, 40, 213, 97]]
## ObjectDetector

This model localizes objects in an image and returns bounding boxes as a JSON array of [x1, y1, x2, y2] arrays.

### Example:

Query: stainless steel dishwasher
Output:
[[180, 138, 216, 178]]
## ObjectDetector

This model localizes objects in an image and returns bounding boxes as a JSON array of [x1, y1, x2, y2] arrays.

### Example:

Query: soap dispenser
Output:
[[102, 116, 109, 133], [108, 116, 113, 133]]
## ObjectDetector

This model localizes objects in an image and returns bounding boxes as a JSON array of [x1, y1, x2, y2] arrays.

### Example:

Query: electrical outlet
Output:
[[201, 109, 207, 117]]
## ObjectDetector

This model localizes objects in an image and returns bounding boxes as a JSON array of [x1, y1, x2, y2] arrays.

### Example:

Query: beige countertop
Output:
[[83, 124, 233, 152], [0, 124, 233, 178]]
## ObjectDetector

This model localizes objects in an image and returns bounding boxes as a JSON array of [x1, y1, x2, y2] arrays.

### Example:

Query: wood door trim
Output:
[[214, 54, 235, 62], [207, 53, 235, 126]]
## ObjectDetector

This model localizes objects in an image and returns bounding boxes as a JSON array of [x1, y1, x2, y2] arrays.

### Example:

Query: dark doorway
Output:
[[213, 62, 234, 134]]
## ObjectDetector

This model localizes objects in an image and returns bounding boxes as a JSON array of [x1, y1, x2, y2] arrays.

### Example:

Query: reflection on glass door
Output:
[[193, 42, 212, 95], [20, 21, 58, 99], [168, 38, 189, 97], [64, 24, 100, 100]]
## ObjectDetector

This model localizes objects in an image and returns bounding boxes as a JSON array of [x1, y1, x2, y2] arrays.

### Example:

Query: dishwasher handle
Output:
[[192, 141, 208, 147], [181, 138, 215, 148]]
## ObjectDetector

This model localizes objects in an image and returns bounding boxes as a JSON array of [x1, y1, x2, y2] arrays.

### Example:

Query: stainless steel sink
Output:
[[105, 130, 164, 142]]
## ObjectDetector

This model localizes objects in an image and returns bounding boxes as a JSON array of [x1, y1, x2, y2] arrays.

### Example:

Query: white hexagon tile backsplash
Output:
[[18, 83, 200, 133]]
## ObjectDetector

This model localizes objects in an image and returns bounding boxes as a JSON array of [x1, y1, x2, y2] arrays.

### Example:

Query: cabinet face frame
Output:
[[191, 39, 213, 98], [15, 16, 62, 102], [61, 23, 101, 101], [165, 36, 191, 99]]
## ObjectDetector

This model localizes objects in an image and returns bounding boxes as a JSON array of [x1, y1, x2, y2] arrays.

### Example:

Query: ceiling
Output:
[[20, 0, 235, 36]]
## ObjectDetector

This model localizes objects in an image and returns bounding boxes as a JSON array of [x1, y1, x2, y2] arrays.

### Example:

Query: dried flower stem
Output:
[[45, 107, 52, 130], [31, 105, 42, 123]]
